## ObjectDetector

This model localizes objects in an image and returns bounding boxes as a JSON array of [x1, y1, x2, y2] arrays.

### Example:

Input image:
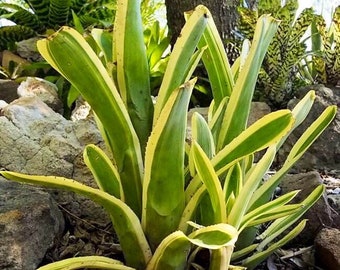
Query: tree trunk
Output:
[[164, 0, 239, 45]]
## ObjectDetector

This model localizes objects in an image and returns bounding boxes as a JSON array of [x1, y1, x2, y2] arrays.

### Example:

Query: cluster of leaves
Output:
[[0, 0, 116, 50], [236, 0, 315, 108], [299, 5, 340, 87]]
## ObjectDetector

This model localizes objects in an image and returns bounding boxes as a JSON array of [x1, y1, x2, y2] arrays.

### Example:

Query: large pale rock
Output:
[[315, 228, 340, 270], [0, 177, 64, 270], [278, 85, 340, 172], [0, 96, 107, 219]]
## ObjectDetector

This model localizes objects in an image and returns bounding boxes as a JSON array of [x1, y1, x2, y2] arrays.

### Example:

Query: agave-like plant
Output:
[[1, 1, 337, 270], [237, 0, 315, 108]]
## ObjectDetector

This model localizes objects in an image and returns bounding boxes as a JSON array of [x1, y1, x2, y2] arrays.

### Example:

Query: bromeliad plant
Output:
[[298, 5, 340, 86], [0, 1, 337, 270]]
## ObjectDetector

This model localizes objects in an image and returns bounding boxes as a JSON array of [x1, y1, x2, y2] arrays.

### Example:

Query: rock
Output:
[[0, 95, 112, 267], [16, 37, 43, 62], [17, 77, 63, 113], [71, 98, 92, 121], [0, 96, 108, 220], [0, 177, 64, 270], [0, 79, 19, 103], [280, 171, 335, 245], [315, 228, 340, 270], [278, 84, 340, 172]]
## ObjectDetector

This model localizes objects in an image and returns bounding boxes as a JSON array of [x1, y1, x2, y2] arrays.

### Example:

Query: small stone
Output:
[[0, 79, 19, 103], [17, 77, 62, 112], [315, 228, 340, 270]]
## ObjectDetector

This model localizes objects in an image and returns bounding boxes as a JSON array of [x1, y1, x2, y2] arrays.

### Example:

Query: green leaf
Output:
[[114, 0, 154, 152], [37, 256, 135, 270], [245, 204, 302, 227], [213, 110, 293, 176], [66, 85, 80, 108], [224, 162, 243, 211], [0, 171, 151, 270], [228, 146, 276, 229], [256, 185, 325, 250], [217, 15, 279, 150], [154, 5, 208, 122], [208, 97, 229, 143], [178, 185, 207, 233], [285, 105, 337, 163], [192, 141, 226, 223], [142, 79, 195, 250], [231, 244, 258, 261], [145, 231, 191, 270], [71, 10, 84, 34], [242, 220, 307, 269], [84, 144, 124, 200], [240, 190, 300, 230], [197, 8, 234, 105], [37, 26, 144, 216], [185, 110, 293, 206], [91, 28, 113, 63], [191, 112, 215, 158], [276, 90, 315, 149], [188, 223, 238, 249]]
